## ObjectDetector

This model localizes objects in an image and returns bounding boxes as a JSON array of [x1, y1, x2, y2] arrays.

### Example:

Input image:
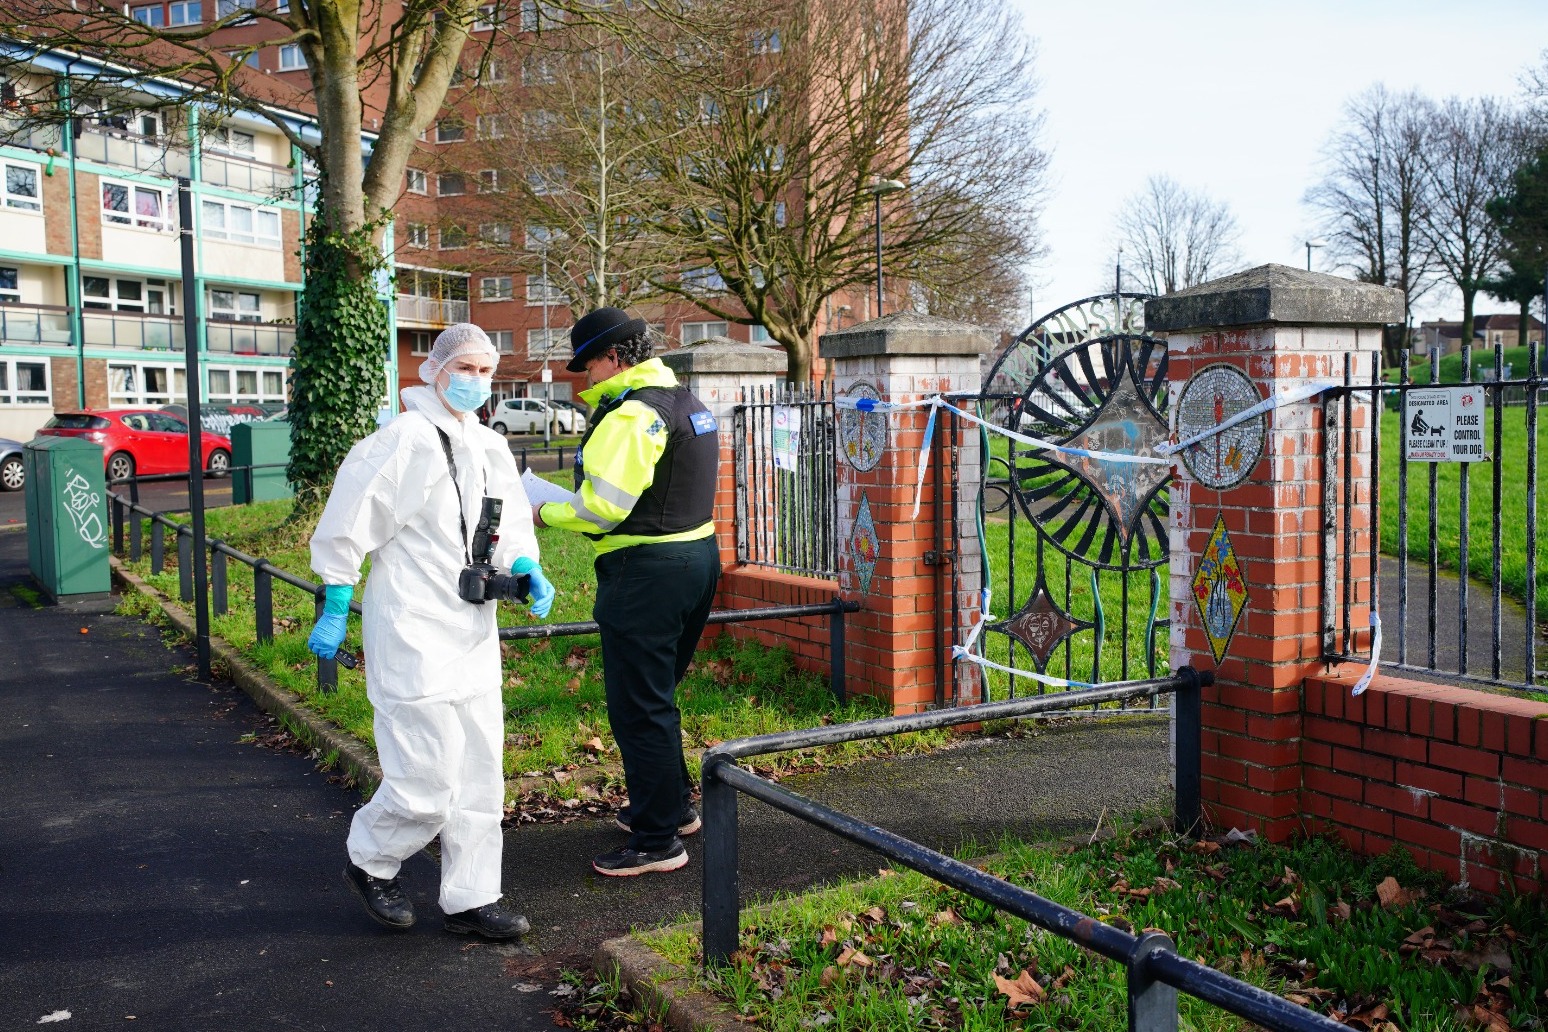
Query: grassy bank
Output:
[[121, 484, 948, 798], [628, 825, 1543, 1032]]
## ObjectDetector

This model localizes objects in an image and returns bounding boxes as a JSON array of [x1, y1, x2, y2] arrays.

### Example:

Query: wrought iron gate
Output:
[[961, 292, 1173, 701]]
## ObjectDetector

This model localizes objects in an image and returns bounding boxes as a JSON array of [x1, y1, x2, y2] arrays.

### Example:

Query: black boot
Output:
[[342, 862, 415, 929], [444, 902, 531, 940]]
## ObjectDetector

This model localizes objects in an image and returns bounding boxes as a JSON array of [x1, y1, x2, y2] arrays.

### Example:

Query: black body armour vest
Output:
[[572, 384, 718, 541]]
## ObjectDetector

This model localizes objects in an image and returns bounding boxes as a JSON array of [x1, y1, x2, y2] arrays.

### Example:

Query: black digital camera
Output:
[[457, 497, 531, 605]]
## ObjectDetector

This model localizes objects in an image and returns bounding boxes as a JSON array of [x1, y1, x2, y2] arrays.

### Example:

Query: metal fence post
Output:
[[151, 521, 165, 575], [314, 592, 337, 692], [178, 532, 193, 601], [211, 545, 227, 616], [112, 494, 124, 555], [254, 562, 274, 644], [1174, 666, 1202, 837], [829, 595, 847, 704], [701, 754, 741, 969], [130, 508, 143, 561], [1127, 931, 1179, 1031]]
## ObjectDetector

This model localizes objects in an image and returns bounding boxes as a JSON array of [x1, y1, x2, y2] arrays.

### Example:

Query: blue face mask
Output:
[[442, 372, 492, 412]]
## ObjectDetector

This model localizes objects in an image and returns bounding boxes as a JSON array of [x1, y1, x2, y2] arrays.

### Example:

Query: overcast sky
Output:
[[1009, 0, 1548, 327]]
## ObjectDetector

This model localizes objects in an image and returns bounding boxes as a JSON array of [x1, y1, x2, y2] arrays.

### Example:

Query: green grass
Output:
[[122, 481, 948, 796], [1384, 344, 1542, 385], [640, 826, 1544, 1032]]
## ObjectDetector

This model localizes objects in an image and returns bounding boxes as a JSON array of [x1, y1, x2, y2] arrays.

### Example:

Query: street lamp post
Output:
[[1305, 239, 1326, 271], [540, 248, 552, 450], [867, 176, 905, 318]]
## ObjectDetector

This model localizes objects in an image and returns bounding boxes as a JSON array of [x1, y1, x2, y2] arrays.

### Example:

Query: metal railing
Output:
[[0, 303, 74, 346], [74, 126, 192, 180], [698, 668, 1346, 1031], [732, 382, 840, 578], [82, 310, 186, 351], [199, 151, 298, 197], [1322, 345, 1545, 694], [205, 320, 295, 357], [107, 469, 861, 698], [396, 294, 470, 326]]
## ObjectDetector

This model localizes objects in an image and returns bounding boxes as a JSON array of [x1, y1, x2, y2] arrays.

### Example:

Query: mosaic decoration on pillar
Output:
[[848, 490, 879, 594], [1191, 514, 1248, 662], [1174, 363, 1266, 490], [839, 380, 886, 471]]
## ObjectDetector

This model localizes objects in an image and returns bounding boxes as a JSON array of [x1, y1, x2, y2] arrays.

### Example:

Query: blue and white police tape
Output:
[[1155, 381, 1340, 456]]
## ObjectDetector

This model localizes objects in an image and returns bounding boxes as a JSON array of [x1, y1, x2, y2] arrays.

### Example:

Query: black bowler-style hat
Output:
[[567, 307, 647, 372]]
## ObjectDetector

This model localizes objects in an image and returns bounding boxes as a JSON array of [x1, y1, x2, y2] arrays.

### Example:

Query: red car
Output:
[[36, 408, 232, 483]]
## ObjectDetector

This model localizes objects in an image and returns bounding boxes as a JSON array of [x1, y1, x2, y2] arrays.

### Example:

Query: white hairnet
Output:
[[418, 323, 499, 383]]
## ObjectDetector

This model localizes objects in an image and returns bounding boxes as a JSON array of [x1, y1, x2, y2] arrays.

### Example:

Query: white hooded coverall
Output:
[[311, 384, 537, 914]]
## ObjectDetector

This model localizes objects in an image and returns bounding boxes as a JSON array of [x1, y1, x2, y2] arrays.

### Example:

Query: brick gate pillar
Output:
[[659, 335, 786, 570], [1146, 265, 1403, 840], [822, 314, 992, 713]]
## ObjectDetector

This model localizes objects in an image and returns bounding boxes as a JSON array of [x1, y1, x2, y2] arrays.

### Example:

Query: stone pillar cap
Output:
[[1145, 263, 1405, 332], [821, 312, 994, 359], [658, 335, 786, 374]]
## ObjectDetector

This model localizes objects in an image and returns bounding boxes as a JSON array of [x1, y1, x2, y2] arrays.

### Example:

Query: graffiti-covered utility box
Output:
[[24, 436, 111, 601], [230, 421, 292, 504]]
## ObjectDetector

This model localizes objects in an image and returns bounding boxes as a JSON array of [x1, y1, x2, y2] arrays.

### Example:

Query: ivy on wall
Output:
[[286, 202, 391, 511]]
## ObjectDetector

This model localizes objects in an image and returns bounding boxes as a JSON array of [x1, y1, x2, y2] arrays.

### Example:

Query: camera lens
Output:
[[487, 572, 531, 604]]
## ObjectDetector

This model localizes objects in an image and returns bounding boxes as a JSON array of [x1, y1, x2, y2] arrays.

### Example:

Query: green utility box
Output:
[[24, 436, 111, 601], [231, 421, 293, 504]]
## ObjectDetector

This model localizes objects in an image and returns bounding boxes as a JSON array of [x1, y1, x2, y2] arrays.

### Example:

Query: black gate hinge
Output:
[[923, 550, 955, 567]]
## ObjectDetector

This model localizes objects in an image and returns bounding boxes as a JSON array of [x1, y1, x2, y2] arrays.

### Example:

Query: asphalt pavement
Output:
[[0, 525, 1174, 1031]]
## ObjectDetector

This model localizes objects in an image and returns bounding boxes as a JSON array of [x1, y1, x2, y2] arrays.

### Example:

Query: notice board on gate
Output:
[[1404, 386, 1486, 462]]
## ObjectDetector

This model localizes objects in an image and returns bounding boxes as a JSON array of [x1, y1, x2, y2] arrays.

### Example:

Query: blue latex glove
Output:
[[512, 557, 555, 619], [307, 584, 353, 659]]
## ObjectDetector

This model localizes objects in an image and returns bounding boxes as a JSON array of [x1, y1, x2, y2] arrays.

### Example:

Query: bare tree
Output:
[[1415, 95, 1531, 355], [1113, 176, 1241, 296], [615, 0, 1048, 382], [1304, 85, 1438, 364]]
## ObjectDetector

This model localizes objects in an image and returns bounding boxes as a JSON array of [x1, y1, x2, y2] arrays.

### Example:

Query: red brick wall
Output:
[[710, 565, 843, 686], [1300, 670, 1548, 895]]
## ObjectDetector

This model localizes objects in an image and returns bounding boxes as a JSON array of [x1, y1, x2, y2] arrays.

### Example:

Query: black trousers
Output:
[[594, 535, 720, 851]]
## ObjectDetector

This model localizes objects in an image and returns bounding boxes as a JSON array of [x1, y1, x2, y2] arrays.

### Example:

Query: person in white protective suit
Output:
[[305, 323, 556, 940]]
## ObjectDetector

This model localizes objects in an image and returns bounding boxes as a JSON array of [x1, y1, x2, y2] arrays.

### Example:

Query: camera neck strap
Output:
[[435, 427, 472, 565]]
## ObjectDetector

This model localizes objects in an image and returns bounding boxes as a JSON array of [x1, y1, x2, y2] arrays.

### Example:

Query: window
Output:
[[490, 330, 514, 354], [201, 198, 282, 247], [102, 180, 173, 231], [435, 119, 466, 143], [132, 5, 165, 25], [473, 3, 499, 30], [477, 59, 507, 84], [478, 169, 502, 193], [682, 266, 726, 294], [526, 273, 564, 304], [521, 110, 557, 137], [207, 289, 261, 322], [480, 276, 514, 300], [526, 327, 564, 359], [108, 362, 186, 406], [479, 223, 511, 247], [404, 223, 429, 248], [405, 168, 427, 194], [409, 330, 434, 355], [751, 28, 782, 54], [206, 364, 286, 405], [227, 49, 261, 69], [84, 276, 171, 313], [750, 325, 772, 344], [3, 160, 41, 212], [205, 125, 255, 156], [439, 225, 469, 249], [216, 0, 257, 16], [521, 55, 556, 85], [278, 43, 304, 70], [0, 359, 50, 406], [476, 114, 508, 140], [167, 0, 201, 25], [437, 173, 467, 196], [526, 166, 563, 195], [679, 320, 728, 344], [0, 267, 19, 303]]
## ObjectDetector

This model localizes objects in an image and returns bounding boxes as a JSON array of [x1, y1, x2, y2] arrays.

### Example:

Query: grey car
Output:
[[0, 437, 24, 492]]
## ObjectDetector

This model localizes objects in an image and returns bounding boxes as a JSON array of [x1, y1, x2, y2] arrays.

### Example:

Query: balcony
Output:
[[397, 294, 470, 327], [200, 151, 299, 198], [0, 120, 65, 155], [74, 127, 192, 180], [82, 309, 186, 351], [205, 319, 294, 357], [0, 303, 74, 346]]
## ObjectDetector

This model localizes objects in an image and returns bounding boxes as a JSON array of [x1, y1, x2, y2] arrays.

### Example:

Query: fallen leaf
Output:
[[932, 908, 963, 926], [1190, 840, 1222, 855], [583, 737, 605, 753], [1375, 876, 1416, 909], [994, 969, 1045, 1009], [818, 966, 839, 987], [835, 946, 872, 968], [862, 906, 886, 924], [566, 677, 582, 693], [818, 926, 837, 947]]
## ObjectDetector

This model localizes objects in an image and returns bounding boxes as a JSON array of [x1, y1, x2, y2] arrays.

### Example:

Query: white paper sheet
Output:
[[521, 468, 574, 505]]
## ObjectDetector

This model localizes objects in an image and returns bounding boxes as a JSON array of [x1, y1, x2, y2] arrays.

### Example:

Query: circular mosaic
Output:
[[838, 380, 886, 471], [1174, 363, 1265, 490]]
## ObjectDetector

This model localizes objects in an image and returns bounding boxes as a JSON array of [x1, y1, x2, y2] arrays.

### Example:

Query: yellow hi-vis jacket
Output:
[[537, 358, 716, 555]]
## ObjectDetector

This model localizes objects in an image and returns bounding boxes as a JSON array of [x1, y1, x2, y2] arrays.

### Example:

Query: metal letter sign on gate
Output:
[[974, 293, 1172, 696]]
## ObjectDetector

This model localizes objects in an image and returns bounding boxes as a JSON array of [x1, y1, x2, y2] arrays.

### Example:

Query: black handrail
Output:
[[694, 667, 1339, 1031]]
